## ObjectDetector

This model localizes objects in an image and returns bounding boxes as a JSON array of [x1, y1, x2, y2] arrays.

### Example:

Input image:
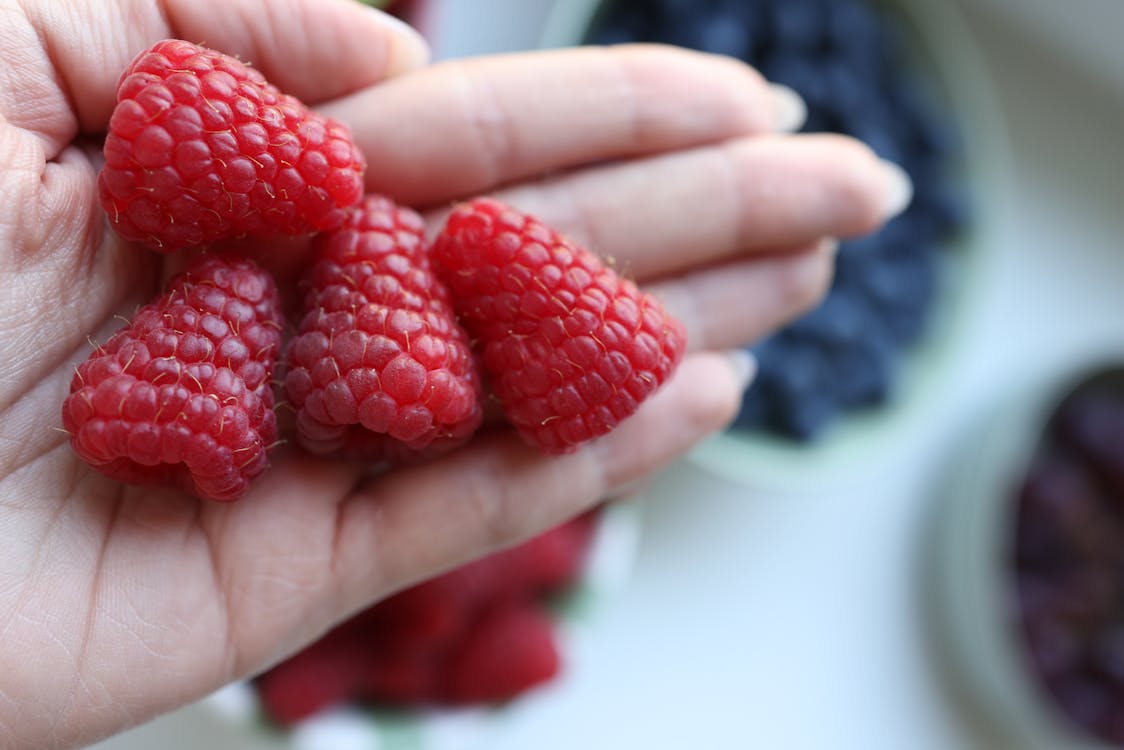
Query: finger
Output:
[[322, 44, 801, 206], [10, 0, 428, 156], [646, 239, 837, 352], [332, 351, 749, 603], [442, 133, 910, 281]]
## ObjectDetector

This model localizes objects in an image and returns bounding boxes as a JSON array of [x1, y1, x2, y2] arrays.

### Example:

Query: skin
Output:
[[0, 0, 903, 747]]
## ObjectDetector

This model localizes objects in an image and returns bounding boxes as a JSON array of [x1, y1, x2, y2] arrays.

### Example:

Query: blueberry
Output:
[[787, 288, 871, 347], [825, 0, 882, 56], [760, 55, 831, 110], [771, 387, 839, 441], [654, 0, 705, 16], [861, 244, 939, 312], [918, 180, 972, 239], [759, 334, 824, 394], [848, 119, 905, 166], [681, 9, 755, 58], [769, 0, 828, 53], [827, 334, 895, 408], [588, 22, 644, 46], [800, 108, 835, 134], [751, 336, 841, 441], [887, 78, 961, 159], [585, 0, 658, 43], [733, 376, 772, 429]]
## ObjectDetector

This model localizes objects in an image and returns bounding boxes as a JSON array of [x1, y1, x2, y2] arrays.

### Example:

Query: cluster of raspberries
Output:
[[256, 512, 599, 723], [62, 39, 687, 502]]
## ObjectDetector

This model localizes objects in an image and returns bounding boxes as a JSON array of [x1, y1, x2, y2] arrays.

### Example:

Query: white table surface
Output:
[[91, 0, 1124, 748]]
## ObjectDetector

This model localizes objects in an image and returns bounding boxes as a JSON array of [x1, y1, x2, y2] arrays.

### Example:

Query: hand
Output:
[[0, 0, 908, 747]]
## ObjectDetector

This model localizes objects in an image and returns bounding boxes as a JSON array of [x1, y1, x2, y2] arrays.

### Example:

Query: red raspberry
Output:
[[61, 256, 283, 501], [98, 39, 365, 252], [256, 633, 367, 726], [442, 601, 561, 705], [255, 513, 598, 714], [499, 510, 599, 596], [361, 648, 443, 706], [285, 195, 483, 460], [432, 198, 687, 453], [360, 511, 598, 645]]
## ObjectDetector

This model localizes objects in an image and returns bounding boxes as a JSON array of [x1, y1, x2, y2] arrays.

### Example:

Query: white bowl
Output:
[[543, 0, 1014, 491], [927, 357, 1124, 750], [202, 501, 640, 750]]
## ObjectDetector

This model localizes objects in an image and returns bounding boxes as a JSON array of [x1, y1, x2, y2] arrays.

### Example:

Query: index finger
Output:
[[321, 44, 803, 207]]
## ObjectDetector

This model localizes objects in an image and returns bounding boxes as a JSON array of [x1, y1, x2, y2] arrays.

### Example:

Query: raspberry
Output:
[[253, 512, 598, 715], [361, 648, 443, 706], [363, 510, 598, 644], [256, 633, 367, 726], [432, 198, 687, 453], [61, 256, 283, 501], [285, 195, 483, 460], [442, 601, 561, 705], [498, 510, 598, 596], [98, 39, 365, 252]]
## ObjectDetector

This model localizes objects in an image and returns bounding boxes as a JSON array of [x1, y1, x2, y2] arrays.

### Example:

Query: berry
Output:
[[442, 601, 561, 705], [256, 634, 367, 725], [61, 256, 283, 501], [285, 195, 483, 460], [481, 510, 599, 597], [98, 39, 365, 252], [253, 512, 599, 715], [361, 648, 443, 706], [432, 199, 687, 454], [364, 510, 599, 647]]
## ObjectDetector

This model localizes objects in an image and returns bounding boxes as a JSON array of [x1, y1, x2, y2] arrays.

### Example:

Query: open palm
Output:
[[0, 1, 906, 747]]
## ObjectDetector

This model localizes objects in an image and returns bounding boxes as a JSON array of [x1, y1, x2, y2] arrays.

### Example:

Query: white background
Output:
[[93, 0, 1124, 748]]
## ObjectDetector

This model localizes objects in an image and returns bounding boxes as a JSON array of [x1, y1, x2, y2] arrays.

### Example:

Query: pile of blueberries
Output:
[[1012, 373, 1124, 744], [587, 0, 969, 441]]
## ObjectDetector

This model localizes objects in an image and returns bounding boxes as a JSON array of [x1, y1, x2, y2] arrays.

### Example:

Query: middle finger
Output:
[[425, 133, 912, 281]]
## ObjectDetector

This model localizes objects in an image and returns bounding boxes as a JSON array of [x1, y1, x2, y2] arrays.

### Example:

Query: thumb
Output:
[[19, 0, 428, 151]]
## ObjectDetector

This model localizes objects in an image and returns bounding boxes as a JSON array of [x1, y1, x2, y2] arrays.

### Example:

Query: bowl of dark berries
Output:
[[543, 0, 1009, 486], [931, 362, 1124, 749], [204, 503, 638, 750]]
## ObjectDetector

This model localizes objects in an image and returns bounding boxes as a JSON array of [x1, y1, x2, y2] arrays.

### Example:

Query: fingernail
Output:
[[363, 5, 431, 69], [722, 349, 758, 392], [609, 477, 653, 500], [879, 159, 914, 219], [817, 237, 840, 257], [769, 84, 807, 132]]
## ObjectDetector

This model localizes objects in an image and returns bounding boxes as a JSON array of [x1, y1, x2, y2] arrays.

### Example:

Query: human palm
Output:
[[0, 1, 906, 747]]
